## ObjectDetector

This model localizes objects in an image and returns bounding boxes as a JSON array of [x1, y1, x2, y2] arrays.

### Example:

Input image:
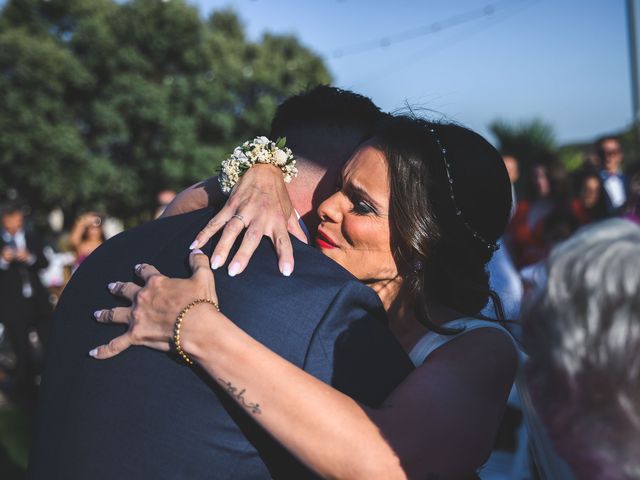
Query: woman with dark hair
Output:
[[92, 116, 517, 478], [507, 158, 576, 268], [571, 169, 608, 225]]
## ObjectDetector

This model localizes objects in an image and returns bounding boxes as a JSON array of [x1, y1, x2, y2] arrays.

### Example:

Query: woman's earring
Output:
[[412, 260, 424, 273]]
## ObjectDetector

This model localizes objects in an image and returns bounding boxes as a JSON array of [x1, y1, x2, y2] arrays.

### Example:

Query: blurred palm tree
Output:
[[489, 118, 558, 200], [489, 118, 557, 169]]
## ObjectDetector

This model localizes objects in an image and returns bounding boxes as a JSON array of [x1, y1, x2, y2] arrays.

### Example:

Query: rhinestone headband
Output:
[[428, 126, 499, 252]]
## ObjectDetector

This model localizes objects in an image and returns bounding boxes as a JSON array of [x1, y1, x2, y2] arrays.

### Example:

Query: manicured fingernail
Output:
[[281, 263, 293, 277], [189, 240, 199, 250], [190, 248, 203, 255], [134, 263, 141, 271], [211, 255, 222, 270], [228, 262, 240, 277], [107, 282, 117, 291], [89, 349, 98, 358], [93, 310, 102, 321]]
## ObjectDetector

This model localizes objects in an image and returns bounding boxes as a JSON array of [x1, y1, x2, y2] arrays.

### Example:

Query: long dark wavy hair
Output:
[[372, 116, 513, 334]]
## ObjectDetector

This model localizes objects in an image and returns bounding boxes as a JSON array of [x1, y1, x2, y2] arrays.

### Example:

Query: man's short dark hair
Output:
[[0, 201, 23, 218], [270, 85, 385, 151], [594, 134, 620, 159]]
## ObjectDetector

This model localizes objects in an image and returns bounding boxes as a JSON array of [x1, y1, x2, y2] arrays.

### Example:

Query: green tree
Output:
[[0, 0, 332, 224]]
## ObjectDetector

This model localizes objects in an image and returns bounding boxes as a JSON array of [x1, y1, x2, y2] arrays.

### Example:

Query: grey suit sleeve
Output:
[[303, 280, 413, 407]]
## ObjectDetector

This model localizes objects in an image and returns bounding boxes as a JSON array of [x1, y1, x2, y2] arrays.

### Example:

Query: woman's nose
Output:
[[317, 191, 344, 224]]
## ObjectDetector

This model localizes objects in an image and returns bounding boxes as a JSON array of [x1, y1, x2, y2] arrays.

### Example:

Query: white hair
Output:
[[524, 218, 640, 479]]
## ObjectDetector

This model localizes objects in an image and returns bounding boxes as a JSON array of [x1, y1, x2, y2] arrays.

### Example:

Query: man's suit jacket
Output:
[[599, 170, 629, 215], [0, 230, 50, 320], [28, 207, 413, 479]]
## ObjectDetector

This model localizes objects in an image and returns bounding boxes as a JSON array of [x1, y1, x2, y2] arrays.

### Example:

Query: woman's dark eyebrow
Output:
[[344, 181, 381, 211]]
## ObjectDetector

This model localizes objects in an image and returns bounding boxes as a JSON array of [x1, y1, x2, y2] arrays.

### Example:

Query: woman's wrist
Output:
[[242, 163, 290, 190], [219, 136, 297, 194], [179, 302, 227, 362]]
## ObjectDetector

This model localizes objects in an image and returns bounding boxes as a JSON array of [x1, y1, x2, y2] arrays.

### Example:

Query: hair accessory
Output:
[[428, 126, 499, 252], [218, 136, 297, 194], [174, 298, 220, 365]]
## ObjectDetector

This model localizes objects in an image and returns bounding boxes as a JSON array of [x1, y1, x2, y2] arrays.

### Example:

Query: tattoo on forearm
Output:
[[218, 378, 262, 415]]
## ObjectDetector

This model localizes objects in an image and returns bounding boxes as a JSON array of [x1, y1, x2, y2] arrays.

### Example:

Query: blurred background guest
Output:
[[506, 158, 576, 269], [522, 219, 640, 480], [623, 161, 640, 224], [571, 170, 608, 225], [38, 246, 76, 306], [0, 203, 51, 409], [480, 153, 527, 480], [68, 212, 105, 270], [154, 189, 177, 219], [483, 152, 523, 322], [595, 135, 629, 215], [502, 153, 520, 216]]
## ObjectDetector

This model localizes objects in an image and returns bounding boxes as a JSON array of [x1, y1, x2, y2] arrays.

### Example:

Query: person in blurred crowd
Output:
[[502, 154, 520, 184], [68, 212, 105, 270], [502, 153, 519, 216], [0, 203, 50, 407], [623, 161, 640, 225], [523, 219, 640, 480], [154, 189, 177, 219], [571, 170, 608, 225], [479, 152, 527, 479], [507, 158, 575, 268], [583, 148, 601, 170], [482, 153, 522, 321], [595, 135, 628, 214]]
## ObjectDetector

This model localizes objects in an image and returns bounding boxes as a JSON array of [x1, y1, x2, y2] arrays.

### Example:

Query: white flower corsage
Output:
[[218, 136, 297, 194]]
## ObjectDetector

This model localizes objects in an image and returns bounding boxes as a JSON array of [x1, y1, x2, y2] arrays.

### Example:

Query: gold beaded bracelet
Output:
[[174, 298, 220, 365]]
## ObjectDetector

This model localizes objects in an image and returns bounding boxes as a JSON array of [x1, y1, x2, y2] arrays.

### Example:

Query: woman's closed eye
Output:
[[336, 178, 380, 216], [348, 195, 376, 216]]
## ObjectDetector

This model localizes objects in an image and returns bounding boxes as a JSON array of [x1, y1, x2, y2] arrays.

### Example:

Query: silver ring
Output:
[[231, 214, 247, 228]]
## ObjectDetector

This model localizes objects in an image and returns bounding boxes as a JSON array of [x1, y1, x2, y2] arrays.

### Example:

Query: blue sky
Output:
[[193, 0, 632, 145]]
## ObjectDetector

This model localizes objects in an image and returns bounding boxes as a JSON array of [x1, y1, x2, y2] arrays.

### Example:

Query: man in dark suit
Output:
[[28, 87, 412, 479], [0, 203, 50, 408], [595, 135, 629, 215]]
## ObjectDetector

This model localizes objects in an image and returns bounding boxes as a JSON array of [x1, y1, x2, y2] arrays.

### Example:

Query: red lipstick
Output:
[[315, 229, 337, 250]]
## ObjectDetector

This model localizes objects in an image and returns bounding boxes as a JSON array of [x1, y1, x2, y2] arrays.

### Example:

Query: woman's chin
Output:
[[319, 248, 348, 271], [319, 247, 336, 261]]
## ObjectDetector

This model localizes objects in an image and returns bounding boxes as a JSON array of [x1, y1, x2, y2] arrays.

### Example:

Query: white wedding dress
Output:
[[409, 318, 575, 480], [408, 318, 520, 480], [408, 318, 513, 367]]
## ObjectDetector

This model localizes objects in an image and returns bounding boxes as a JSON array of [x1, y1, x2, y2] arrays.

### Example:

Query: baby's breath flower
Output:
[[218, 136, 297, 194], [273, 149, 289, 166]]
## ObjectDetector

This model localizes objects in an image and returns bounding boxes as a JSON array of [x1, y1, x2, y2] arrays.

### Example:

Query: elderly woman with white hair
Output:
[[522, 218, 640, 479]]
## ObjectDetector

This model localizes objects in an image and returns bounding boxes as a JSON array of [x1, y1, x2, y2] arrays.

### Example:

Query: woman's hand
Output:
[[70, 214, 94, 250], [77, 212, 101, 228], [89, 250, 218, 360], [189, 165, 308, 277]]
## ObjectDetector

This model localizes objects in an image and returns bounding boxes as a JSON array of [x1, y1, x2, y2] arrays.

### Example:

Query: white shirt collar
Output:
[[2, 229, 27, 249], [294, 209, 311, 243]]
